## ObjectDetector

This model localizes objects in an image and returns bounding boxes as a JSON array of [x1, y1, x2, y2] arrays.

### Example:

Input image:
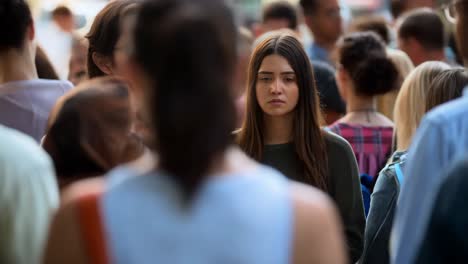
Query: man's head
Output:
[[0, 0, 34, 54], [397, 8, 446, 66], [51, 5, 75, 33], [261, 1, 298, 33], [349, 16, 390, 45], [300, 0, 342, 45]]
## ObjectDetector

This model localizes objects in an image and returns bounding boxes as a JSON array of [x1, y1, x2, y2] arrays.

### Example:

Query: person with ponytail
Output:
[[328, 32, 399, 179], [42, 1, 347, 263], [237, 30, 365, 263]]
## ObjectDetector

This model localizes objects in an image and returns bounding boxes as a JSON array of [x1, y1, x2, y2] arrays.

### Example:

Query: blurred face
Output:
[[256, 54, 299, 118], [306, 0, 343, 44]]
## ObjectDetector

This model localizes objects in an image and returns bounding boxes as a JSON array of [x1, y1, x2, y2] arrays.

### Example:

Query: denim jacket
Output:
[[360, 151, 407, 264]]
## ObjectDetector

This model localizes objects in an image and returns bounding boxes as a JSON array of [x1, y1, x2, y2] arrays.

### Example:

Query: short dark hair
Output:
[[262, 1, 298, 29], [85, 0, 134, 78], [51, 5, 72, 18], [337, 32, 399, 96], [299, 0, 320, 15], [0, 0, 33, 51], [398, 8, 445, 50], [349, 16, 390, 44]]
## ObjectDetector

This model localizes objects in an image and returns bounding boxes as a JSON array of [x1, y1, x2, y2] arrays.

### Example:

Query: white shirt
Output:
[[0, 125, 59, 264]]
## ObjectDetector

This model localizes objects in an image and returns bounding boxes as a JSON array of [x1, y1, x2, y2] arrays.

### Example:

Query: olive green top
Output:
[[262, 131, 365, 263]]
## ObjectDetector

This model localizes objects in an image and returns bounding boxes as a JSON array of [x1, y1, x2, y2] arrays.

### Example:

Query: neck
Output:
[[346, 93, 376, 113], [415, 50, 446, 66], [0, 48, 38, 84], [263, 113, 294, 145]]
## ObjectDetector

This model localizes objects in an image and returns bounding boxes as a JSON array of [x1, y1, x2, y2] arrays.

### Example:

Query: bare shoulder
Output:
[[61, 177, 105, 205], [289, 182, 347, 264], [43, 187, 91, 264], [289, 181, 336, 220]]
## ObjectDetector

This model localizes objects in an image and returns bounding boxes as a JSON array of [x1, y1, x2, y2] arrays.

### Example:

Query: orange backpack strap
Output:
[[76, 193, 110, 264]]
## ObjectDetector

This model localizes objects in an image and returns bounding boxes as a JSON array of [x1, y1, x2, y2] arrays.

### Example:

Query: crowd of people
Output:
[[0, 0, 467, 263]]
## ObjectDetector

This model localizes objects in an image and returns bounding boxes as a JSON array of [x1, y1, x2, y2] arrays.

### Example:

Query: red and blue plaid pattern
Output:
[[328, 122, 394, 178]]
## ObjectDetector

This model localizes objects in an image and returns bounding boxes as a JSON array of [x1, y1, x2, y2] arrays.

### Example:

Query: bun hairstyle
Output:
[[133, 0, 236, 202], [337, 32, 399, 97]]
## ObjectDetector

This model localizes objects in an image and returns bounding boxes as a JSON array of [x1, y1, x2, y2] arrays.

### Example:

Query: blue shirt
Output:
[[309, 42, 333, 67], [101, 165, 293, 264], [391, 90, 468, 264]]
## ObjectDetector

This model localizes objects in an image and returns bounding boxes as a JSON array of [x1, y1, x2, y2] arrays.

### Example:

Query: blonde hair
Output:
[[393, 61, 450, 151], [377, 48, 414, 120]]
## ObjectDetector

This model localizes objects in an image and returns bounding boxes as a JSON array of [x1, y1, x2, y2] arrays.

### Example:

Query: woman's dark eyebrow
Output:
[[280, 71, 295, 75]]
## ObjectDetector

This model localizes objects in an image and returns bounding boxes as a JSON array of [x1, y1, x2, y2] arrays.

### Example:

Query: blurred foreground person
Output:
[[43, 1, 346, 263], [42, 77, 146, 190], [0, 0, 72, 142], [0, 125, 59, 264], [392, 0, 468, 263]]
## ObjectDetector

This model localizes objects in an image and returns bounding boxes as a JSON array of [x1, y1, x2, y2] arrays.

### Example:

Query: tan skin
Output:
[[0, 24, 37, 84], [335, 66, 393, 127], [257, 54, 299, 145], [43, 56, 347, 264], [304, 0, 343, 53]]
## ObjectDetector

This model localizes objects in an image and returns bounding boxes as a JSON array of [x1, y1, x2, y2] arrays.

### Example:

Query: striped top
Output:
[[328, 122, 393, 178], [79, 165, 293, 264]]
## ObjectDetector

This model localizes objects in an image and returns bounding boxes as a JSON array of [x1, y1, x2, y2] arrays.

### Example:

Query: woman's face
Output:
[[255, 54, 299, 118]]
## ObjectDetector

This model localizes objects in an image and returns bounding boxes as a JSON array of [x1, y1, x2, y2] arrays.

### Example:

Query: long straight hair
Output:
[[133, 0, 237, 202], [237, 32, 328, 191]]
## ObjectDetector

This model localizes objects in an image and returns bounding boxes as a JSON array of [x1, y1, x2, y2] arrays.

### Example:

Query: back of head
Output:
[[299, 0, 319, 16], [393, 61, 450, 150], [85, 0, 134, 78], [337, 32, 399, 96], [349, 15, 391, 45], [387, 48, 414, 81], [43, 77, 142, 186], [456, 1, 468, 65], [426, 68, 468, 112], [0, 0, 32, 52], [133, 0, 236, 201], [51, 5, 72, 18], [397, 8, 445, 51], [262, 1, 298, 30]]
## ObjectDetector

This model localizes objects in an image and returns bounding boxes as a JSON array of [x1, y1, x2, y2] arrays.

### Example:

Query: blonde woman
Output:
[[361, 61, 450, 264], [377, 48, 415, 120]]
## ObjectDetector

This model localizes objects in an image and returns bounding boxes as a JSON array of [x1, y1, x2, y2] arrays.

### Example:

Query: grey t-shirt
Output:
[[0, 79, 72, 142]]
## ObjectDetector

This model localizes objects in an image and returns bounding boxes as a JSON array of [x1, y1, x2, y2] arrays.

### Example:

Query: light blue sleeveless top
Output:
[[101, 165, 293, 264]]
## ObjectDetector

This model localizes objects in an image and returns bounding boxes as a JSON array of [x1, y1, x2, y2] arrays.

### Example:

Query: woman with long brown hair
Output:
[[237, 31, 365, 263]]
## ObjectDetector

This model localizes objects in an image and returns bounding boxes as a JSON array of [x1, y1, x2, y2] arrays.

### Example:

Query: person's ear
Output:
[[335, 66, 349, 101], [92, 52, 114, 75], [25, 21, 35, 41]]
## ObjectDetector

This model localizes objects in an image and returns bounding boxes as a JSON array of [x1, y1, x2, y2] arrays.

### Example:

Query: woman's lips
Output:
[[268, 99, 285, 104]]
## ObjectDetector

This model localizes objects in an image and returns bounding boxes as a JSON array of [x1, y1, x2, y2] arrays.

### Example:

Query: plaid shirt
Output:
[[328, 123, 394, 178]]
